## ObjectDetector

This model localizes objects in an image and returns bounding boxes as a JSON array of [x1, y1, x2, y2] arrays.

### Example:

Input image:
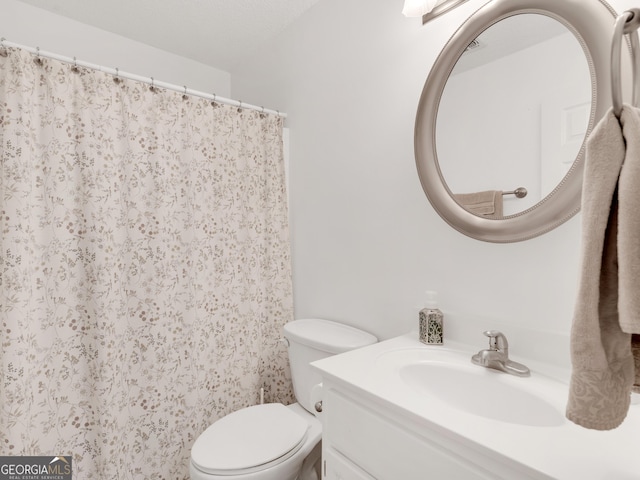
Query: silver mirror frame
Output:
[[415, 0, 628, 242]]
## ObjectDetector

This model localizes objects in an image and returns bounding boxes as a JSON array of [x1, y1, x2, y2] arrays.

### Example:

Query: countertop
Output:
[[311, 333, 640, 480]]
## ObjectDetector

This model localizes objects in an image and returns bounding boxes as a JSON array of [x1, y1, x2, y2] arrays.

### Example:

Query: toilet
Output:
[[189, 318, 377, 480]]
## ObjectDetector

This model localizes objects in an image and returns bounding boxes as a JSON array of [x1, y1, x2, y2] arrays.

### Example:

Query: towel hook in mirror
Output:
[[612, 8, 640, 118]]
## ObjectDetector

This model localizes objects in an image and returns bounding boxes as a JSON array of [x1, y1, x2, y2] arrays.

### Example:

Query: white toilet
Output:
[[189, 318, 377, 480]]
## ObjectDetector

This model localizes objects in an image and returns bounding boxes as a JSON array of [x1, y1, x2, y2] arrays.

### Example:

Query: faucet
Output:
[[471, 330, 530, 377]]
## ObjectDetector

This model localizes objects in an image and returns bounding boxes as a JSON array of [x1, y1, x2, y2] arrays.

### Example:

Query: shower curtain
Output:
[[0, 47, 294, 479]]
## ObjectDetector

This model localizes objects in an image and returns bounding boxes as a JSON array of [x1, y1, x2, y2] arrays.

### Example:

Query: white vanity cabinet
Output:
[[322, 447, 375, 480], [319, 379, 523, 480], [312, 334, 640, 480]]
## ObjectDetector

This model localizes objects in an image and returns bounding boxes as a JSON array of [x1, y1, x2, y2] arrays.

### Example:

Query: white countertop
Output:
[[311, 333, 640, 480]]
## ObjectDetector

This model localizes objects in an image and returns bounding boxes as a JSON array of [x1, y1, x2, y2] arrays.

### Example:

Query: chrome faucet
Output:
[[471, 330, 530, 377]]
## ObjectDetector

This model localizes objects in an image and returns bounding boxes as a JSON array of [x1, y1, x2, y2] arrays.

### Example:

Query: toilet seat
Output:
[[191, 403, 309, 476]]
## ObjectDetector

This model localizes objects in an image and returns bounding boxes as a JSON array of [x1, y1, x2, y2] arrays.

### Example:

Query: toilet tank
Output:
[[283, 319, 377, 413]]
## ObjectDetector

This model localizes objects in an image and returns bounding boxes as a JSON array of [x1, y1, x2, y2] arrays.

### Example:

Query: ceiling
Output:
[[453, 13, 569, 73], [14, 0, 323, 71]]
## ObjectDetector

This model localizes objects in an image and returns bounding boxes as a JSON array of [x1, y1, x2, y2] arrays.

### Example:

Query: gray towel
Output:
[[454, 190, 503, 218], [618, 109, 640, 358], [566, 107, 640, 431]]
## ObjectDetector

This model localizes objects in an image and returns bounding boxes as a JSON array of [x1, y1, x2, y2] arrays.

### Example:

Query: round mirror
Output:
[[415, 0, 631, 242], [438, 14, 590, 217]]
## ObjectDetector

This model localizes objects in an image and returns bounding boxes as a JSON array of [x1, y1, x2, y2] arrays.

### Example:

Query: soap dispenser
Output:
[[419, 291, 443, 345]]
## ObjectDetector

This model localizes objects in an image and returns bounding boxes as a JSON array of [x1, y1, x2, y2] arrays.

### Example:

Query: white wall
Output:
[[2, 0, 636, 374], [0, 0, 231, 96], [231, 0, 639, 374]]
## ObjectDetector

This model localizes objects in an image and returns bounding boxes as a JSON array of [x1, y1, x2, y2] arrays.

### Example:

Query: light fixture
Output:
[[402, 0, 470, 24]]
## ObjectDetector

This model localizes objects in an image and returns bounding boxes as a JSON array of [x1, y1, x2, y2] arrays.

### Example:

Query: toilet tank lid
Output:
[[283, 319, 377, 354]]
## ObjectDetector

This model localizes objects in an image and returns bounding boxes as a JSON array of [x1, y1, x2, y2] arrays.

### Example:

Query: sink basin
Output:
[[378, 348, 565, 427]]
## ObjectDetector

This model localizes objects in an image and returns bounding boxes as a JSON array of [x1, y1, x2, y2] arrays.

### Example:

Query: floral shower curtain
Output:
[[0, 47, 294, 479]]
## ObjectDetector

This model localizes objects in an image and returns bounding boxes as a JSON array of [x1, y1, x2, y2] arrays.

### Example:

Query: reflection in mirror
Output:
[[436, 14, 591, 217]]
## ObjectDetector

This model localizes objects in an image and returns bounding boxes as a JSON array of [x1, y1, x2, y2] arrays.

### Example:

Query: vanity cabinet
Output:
[[313, 334, 640, 480], [320, 383, 496, 480], [323, 448, 374, 480], [319, 379, 549, 480]]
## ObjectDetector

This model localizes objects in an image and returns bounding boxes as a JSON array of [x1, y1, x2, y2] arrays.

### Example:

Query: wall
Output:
[[0, 0, 231, 96], [231, 0, 639, 375], [2, 0, 636, 375]]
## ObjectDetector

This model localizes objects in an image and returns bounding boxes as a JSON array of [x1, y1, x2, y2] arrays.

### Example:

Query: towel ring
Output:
[[611, 8, 640, 118]]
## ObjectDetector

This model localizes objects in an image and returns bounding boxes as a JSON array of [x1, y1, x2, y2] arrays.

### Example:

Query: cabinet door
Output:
[[324, 448, 376, 480], [325, 389, 495, 480]]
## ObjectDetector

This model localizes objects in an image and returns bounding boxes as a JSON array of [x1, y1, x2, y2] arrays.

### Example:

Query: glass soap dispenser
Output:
[[419, 291, 443, 345]]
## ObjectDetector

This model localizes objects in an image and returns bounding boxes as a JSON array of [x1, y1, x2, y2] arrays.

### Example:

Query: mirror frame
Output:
[[415, 0, 628, 242]]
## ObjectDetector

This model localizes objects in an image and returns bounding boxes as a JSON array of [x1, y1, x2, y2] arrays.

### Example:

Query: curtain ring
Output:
[[113, 67, 121, 84], [71, 56, 79, 73], [182, 85, 188, 100], [149, 77, 156, 92], [211, 93, 218, 107], [237, 100, 243, 113], [0, 37, 7, 57], [260, 106, 266, 119]]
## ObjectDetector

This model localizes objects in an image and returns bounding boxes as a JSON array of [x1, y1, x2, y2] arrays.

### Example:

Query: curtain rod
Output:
[[0, 38, 287, 118]]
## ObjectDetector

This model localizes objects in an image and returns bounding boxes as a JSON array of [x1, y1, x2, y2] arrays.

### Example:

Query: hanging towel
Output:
[[454, 190, 503, 218], [566, 106, 640, 431], [618, 108, 640, 384]]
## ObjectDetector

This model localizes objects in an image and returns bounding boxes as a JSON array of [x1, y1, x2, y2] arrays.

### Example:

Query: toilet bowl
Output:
[[190, 403, 321, 480], [189, 319, 377, 480]]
